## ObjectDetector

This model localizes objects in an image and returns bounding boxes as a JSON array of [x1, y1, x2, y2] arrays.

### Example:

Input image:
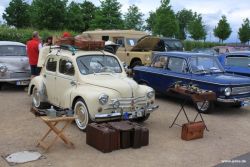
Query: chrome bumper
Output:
[[95, 104, 159, 120], [217, 97, 250, 106]]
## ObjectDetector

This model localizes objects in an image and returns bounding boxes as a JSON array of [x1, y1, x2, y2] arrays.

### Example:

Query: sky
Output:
[[0, 0, 250, 43]]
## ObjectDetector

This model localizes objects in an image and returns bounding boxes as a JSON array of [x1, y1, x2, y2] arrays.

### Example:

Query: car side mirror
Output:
[[65, 62, 73, 71], [248, 64, 250, 67]]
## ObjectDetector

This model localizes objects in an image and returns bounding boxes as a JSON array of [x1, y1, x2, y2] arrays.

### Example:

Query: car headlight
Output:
[[112, 100, 120, 109], [0, 65, 8, 73], [224, 87, 231, 96], [99, 94, 109, 105], [147, 90, 155, 99]]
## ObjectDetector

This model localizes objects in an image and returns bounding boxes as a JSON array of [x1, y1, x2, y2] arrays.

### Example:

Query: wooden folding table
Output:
[[37, 116, 75, 152]]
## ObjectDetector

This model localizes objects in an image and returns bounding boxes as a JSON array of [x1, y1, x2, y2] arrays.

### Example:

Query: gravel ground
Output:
[[0, 84, 250, 167]]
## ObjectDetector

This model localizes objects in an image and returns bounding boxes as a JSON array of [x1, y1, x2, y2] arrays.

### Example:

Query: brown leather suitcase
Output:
[[55, 37, 74, 46], [74, 36, 105, 50], [181, 121, 205, 141], [108, 121, 133, 149], [141, 127, 149, 146], [121, 121, 149, 148], [86, 123, 117, 153], [100, 123, 120, 150]]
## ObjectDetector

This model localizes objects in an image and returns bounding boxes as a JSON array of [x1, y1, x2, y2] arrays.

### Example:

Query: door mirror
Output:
[[65, 62, 73, 70], [248, 64, 250, 67]]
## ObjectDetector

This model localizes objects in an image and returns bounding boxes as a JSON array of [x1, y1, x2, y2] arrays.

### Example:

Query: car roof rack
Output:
[[49, 45, 77, 56]]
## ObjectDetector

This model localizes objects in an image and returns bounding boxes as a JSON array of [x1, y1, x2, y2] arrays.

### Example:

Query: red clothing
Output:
[[26, 38, 40, 65]]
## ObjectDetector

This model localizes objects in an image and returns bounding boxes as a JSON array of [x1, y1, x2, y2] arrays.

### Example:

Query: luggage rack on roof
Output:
[[49, 45, 78, 56]]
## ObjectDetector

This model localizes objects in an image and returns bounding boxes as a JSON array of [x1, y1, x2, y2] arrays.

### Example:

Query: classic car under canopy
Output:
[[133, 51, 250, 113]]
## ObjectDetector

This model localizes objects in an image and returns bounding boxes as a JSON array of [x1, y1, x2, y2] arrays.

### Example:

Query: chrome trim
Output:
[[95, 104, 158, 120], [232, 86, 250, 95], [217, 97, 250, 103], [0, 78, 30, 82]]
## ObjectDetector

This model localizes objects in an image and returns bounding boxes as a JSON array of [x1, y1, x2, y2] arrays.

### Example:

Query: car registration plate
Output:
[[241, 101, 250, 107], [136, 111, 142, 117], [16, 81, 30, 85]]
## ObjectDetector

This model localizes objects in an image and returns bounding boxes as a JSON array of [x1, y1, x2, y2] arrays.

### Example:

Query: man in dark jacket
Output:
[[26, 31, 42, 78]]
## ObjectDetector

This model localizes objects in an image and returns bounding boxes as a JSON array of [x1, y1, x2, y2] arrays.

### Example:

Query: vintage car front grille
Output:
[[232, 86, 250, 95], [10, 72, 30, 78], [109, 96, 148, 108]]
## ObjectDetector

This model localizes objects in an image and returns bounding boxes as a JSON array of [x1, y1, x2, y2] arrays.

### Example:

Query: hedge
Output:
[[0, 26, 77, 44], [0, 26, 226, 50]]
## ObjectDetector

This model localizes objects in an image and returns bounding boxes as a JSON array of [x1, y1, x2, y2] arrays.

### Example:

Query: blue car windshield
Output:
[[190, 56, 223, 73], [226, 56, 250, 68], [77, 55, 122, 75]]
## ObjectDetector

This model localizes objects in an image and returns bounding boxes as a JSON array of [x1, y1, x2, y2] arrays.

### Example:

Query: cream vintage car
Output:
[[28, 46, 158, 130]]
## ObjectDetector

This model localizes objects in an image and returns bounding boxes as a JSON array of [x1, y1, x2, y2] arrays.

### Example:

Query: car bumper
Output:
[[217, 97, 250, 106], [0, 78, 30, 85], [94, 104, 159, 121]]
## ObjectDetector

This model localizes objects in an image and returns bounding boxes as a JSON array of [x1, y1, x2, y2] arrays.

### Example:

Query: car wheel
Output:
[[131, 60, 142, 69], [32, 87, 49, 109], [74, 99, 90, 131], [134, 113, 150, 122], [194, 100, 213, 114]]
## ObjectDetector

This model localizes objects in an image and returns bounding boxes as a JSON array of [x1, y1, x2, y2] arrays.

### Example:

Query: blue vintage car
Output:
[[133, 52, 250, 113], [218, 51, 250, 77]]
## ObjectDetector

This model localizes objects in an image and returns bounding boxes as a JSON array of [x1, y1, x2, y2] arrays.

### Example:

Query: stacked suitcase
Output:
[[86, 121, 149, 153]]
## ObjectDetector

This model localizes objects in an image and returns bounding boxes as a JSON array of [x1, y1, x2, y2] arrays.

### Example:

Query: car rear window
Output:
[[0, 45, 26, 56]]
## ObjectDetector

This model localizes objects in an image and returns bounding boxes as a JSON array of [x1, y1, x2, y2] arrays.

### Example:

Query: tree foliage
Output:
[[30, 0, 68, 30], [90, 0, 124, 30], [81, 1, 96, 31], [187, 13, 207, 40], [213, 15, 232, 43], [2, 0, 30, 28], [146, 0, 178, 37], [124, 5, 144, 30], [66, 2, 83, 31], [238, 18, 250, 44], [176, 9, 195, 40]]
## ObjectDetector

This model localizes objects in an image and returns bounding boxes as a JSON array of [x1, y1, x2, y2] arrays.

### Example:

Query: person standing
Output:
[[26, 31, 42, 78]]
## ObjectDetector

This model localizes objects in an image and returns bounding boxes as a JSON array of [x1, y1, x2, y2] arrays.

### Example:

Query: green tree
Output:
[[145, 11, 156, 32], [124, 5, 144, 30], [213, 15, 232, 43], [90, 0, 124, 30], [2, 0, 30, 28], [66, 2, 83, 31], [238, 18, 250, 44], [81, 1, 96, 31], [176, 9, 195, 40], [187, 13, 207, 40], [30, 0, 67, 30], [147, 0, 179, 37]]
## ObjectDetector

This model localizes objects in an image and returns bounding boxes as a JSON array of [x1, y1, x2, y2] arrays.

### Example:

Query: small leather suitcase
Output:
[[74, 36, 105, 50], [108, 121, 133, 149], [141, 127, 149, 146], [123, 121, 149, 148], [181, 121, 205, 141], [55, 37, 74, 45], [131, 125, 142, 148], [100, 123, 120, 150], [86, 123, 117, 153]]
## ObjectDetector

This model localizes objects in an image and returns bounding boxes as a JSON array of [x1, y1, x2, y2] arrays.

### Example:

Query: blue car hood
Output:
[[193, 73, 250, 85]]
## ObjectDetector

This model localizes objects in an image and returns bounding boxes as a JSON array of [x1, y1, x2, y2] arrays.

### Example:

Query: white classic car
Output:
[[28, 46, 158, 130]]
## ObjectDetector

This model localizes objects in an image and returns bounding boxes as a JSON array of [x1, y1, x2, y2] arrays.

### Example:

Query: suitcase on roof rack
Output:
[[74, 36, 105, 50], [55, 37, 74, 46]]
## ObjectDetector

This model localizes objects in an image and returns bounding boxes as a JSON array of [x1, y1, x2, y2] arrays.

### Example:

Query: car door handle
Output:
[[70, 81, 77, 86], [43, 74, 46, 78]]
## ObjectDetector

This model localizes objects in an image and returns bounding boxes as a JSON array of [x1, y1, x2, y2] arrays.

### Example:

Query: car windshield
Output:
[[77, 55, 122, 75], [190, 56, 223, 74], [163, 40, 183, 50], [226, 56, 250, 68], [0, 45, 26, 56]]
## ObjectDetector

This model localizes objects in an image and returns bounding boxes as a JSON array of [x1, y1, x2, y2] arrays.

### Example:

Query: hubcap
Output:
[[32, 88, 40, 108], [74, 101, 89, 130], [196, 100, 209, 112]]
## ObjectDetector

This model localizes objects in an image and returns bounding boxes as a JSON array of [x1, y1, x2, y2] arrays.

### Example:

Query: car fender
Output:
[[28, 76, 48, 102]]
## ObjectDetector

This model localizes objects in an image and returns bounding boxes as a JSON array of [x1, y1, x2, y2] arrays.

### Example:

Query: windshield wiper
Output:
[[195, 69, 209, 74], [79, 60, 89, 72]]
